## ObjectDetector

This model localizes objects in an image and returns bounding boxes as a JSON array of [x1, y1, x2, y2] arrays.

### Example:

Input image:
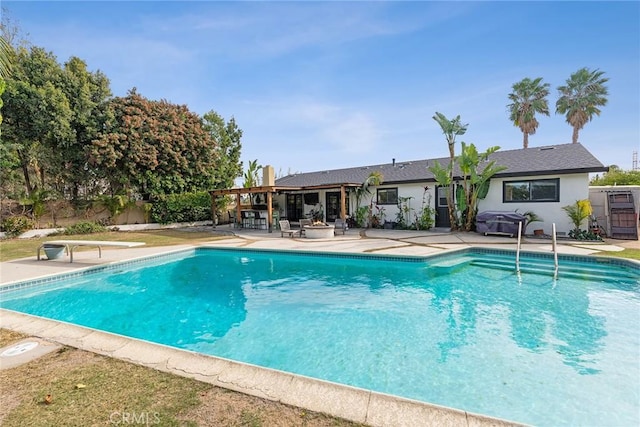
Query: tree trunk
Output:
[[448, 182, 457, 231], [572, 126, 579, 144], [18, 151, 34, 195], [523, 132, 529, 149]]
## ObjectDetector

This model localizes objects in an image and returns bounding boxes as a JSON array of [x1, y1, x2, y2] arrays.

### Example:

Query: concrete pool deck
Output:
[[1, 228, 637, 426]]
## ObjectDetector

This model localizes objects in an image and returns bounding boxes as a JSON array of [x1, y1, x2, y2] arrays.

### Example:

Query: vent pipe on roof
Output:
[[392, 158, 396, 167]]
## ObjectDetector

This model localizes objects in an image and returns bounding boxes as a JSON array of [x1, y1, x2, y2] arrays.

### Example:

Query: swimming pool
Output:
[[1, 248, 638, 426]]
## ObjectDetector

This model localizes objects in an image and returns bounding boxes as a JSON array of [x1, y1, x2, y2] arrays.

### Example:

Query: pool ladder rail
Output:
[[516, 222, 559, 279]]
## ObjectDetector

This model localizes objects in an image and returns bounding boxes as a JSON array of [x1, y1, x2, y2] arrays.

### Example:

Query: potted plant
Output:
[[43, 244, 66, 260]]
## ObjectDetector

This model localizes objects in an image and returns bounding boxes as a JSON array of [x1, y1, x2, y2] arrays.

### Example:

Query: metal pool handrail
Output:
[[552, 223, 559, 278], [516, 221, 522, 273]]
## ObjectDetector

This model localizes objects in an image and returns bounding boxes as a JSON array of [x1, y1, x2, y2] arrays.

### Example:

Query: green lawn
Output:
[[597, 248, 640, 260], [0, 229, 228, 262]]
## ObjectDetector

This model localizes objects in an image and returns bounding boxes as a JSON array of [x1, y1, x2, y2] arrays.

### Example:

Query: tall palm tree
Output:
[[507, 77, 550, 148], [556, 68, 609, 144]]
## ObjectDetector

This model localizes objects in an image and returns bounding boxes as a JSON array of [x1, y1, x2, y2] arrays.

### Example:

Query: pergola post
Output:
[[340, 185, 347, 220], [266, 192, 273, 233], [235, 193, 242, 228]]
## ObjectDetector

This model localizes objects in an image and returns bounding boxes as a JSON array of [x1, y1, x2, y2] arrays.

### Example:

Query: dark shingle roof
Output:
[[275, 143, 607, 187]]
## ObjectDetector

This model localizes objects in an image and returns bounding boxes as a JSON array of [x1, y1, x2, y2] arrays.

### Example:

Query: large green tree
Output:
[[1, 46, 74, 195], [431, 112, 468, 230], [507, 77, 550, 148], [202, 110, 243, 189], [58, 56, 112, 198], [90, 89, 219, 199], [556, 67, 609, 144]]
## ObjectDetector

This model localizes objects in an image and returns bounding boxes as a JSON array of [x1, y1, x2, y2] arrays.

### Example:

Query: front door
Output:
[[286, 194, 303, 221], [325, 192, 348, 222], [435, 185, 451, 228]]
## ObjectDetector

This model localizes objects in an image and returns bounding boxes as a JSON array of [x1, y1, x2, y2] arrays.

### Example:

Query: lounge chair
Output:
[[299, 218, 313, 237], [279, 220, 301, 238], [334, 218, 348, 235]]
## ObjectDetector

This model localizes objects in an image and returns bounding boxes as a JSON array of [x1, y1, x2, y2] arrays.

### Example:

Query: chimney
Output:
[[262, 165, 275, 186], [392, 158, 396, 167]]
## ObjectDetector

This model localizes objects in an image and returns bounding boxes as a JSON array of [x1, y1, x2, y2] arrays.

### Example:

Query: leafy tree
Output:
[[202, 110, 243, 189], [2, 46, 74, 195], [556, 68, 609, 144], [58, 56, 112, 198], [431, 112, 468, 230], [90, 89, 218, 199], [507, 77, 550, 148], [590, 166, 640, 186]]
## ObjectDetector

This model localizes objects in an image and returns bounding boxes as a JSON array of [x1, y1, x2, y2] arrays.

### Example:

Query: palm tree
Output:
[[0, 35, 13, 79], [556, 68, 609, 144], [507, 77, 550, 148], [432, 112, 468, 230]]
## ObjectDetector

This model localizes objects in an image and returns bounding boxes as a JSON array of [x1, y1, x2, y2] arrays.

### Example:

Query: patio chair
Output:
[[334, 218, 348, 235], [299, 218, 313, 237], [279, 220, 301, 238]]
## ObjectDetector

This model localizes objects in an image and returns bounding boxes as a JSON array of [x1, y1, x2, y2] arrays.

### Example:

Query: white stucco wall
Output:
[[274, 173, 590, 234], [364, 183, 436, 225], [479, 173, 590, 235]]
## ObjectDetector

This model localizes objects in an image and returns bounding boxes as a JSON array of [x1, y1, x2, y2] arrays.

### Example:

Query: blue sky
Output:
[[5, 1, 640, 178]]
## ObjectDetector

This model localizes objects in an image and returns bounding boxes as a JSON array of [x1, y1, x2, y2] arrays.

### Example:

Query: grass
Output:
[[0, 229, 230, 262], [0, 330, 360, 427], [597, 248, 640, 260]]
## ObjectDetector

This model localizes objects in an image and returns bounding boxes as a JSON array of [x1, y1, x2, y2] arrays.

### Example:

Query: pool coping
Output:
[[2, 245, 637, 426]]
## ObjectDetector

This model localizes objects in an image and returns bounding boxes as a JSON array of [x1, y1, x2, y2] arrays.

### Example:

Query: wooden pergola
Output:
[[210, 183, 360, 232]]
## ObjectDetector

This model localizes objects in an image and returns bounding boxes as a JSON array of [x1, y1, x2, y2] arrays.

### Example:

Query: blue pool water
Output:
[[1, 248, 639, 426]]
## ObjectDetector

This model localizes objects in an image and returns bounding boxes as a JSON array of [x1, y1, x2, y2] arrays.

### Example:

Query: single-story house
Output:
[[212, 143, 608, 236], [275, 143, 608, 235]]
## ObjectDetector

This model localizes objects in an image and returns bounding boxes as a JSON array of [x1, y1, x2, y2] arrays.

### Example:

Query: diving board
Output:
[[37, 240, 145, 263]]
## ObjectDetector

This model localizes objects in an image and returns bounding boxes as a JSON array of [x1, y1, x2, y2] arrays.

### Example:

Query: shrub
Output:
[[562, 199, 592, 232], [150, 192, 211, 224], [0, 215, 36, 238], [415, 205, 435, 230], [64, 221, 107, 235], [568, 228, 603, 241]]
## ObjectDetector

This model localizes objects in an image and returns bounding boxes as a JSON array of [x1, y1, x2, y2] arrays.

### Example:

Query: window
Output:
[[303, 193, 319, 205], [503, 178, 559, 202], [377, 188, 398, 205]]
